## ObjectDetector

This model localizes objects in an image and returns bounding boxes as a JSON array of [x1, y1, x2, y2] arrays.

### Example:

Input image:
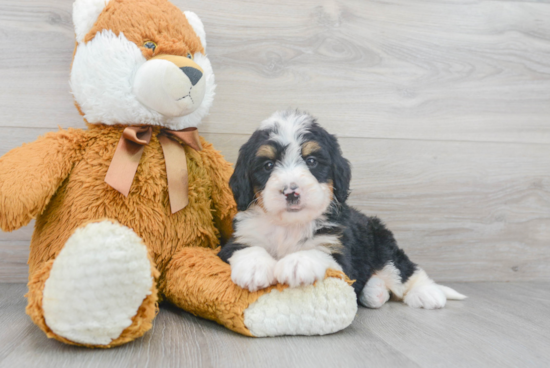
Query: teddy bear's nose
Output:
[[180, 67, 203, 86]]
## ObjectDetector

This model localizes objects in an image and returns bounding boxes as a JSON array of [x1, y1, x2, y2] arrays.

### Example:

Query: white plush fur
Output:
[[133, 58, 206, 117], [71, 30, 215, 129], [244, 277, 357, 337], [73, 0, 110, 43], [184, 11, 206, 49], [229, 246, 277, 292], [360, 262, 467, 310], [42, 221, 154, 345]]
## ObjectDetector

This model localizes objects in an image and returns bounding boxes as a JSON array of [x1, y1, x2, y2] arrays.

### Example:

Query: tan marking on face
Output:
[[302, 141, 321, 156], [253, 187, 265, 210], [256, 145, 276, 159], [85, 0, 204, 58], [326, 179, 334, 201]]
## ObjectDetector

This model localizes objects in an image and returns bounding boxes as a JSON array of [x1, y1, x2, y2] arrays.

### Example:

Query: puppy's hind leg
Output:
[[359, 275, 390, 309], [367, 262, 467, 310], [402, 268, 467, 309], [363, 217, 466, 309]]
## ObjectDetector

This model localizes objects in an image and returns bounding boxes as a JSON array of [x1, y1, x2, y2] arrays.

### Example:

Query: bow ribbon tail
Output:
[[159, 134, 189, 214], [105, 127, 152, 196]]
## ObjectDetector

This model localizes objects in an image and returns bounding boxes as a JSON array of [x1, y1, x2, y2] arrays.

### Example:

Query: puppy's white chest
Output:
[[268, 225, 313, 259], [234, 213, 316, 260]]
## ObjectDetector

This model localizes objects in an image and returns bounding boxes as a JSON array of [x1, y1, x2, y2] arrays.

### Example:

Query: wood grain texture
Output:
[[1, 282, 549, 368], [1, 0, 550, 143], [1, 130, 548, 283], [1, 0, 550, 282]]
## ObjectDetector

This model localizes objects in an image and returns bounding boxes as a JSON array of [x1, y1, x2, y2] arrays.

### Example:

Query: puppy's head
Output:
[[230, 110, 351, 224]]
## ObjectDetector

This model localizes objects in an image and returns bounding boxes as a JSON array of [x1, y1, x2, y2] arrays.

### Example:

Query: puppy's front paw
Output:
[[229, 246, 277, 292], [274, 250, 340, 288], [404, 284, 446, 309]]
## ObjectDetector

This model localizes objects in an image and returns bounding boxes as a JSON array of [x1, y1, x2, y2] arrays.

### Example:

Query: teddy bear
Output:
[[0, 0, 357, 347]]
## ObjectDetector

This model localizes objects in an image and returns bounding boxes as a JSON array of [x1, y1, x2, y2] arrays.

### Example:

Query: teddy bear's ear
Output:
[[184, 11, 207, 50], [73, 0, 111, 43]]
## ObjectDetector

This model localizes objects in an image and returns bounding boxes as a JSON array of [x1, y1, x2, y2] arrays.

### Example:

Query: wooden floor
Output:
[[0, 282, 548, 368]]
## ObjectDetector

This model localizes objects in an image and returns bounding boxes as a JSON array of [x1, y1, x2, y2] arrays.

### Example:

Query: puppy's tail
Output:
[[438, 285, 467, 300]]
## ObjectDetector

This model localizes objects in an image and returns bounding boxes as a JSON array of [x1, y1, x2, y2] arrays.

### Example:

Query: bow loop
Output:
[[105, 126, 201, 214], [164, 128, 202, 151], [122, 126, 153, 146]]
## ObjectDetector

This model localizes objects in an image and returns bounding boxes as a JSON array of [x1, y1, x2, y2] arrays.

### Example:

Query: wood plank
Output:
[[197, 0, 550, 144], [0, 284, 417, 368], [0, 284, 35, 362], [0, 242, 29, 283], [360, 282, 550, 368], [1, 0, 550, 144], [1, 131, 549, 282], [1, 283, 550, 367]]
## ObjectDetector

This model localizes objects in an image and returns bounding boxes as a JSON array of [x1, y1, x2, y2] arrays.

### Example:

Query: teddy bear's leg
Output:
[[26, 220, 159, 347], [163, 247, 357, 337]]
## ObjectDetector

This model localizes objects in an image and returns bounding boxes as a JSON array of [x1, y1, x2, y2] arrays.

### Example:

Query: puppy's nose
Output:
[[285, 191, 300, 203], [180, 67, 203, 86], [283, 183, 300, 203]]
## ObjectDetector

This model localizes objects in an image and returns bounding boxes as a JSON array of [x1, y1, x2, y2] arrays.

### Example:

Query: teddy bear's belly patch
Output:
[[42, 221, 154, 345]]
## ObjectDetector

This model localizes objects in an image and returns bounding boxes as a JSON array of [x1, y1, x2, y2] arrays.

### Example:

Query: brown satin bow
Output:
[[104, 126, 202, 214]]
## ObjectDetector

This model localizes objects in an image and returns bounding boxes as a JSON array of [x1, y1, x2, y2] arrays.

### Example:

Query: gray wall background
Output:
[[0, 0, 549, 282]]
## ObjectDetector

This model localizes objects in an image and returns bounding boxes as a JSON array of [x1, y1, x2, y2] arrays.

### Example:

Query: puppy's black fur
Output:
[[220, 116, 418, 302], [229, 129, 272, 212]]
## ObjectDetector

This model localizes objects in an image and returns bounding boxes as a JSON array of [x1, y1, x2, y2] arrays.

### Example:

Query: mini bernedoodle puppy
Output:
[[219, 110, 466, 309]]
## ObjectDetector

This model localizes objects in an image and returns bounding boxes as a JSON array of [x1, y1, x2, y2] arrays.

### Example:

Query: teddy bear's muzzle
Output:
[[133, 54, 206, 118]]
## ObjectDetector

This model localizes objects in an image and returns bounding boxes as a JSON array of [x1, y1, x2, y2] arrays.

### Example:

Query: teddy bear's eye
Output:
[[187, 52, 193, 60], [143, 41, 157, 52]]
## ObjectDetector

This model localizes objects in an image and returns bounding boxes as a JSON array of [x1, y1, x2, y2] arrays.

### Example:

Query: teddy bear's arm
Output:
[[0, 129, 86, 232], [199, 138, 238, 244]]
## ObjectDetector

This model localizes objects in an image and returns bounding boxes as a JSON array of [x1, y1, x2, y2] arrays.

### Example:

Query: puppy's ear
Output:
[[230, 139, 256, 211], [324, 131, 351, 204], [331, 145, 352, 203], [309, 121, 352, 204]]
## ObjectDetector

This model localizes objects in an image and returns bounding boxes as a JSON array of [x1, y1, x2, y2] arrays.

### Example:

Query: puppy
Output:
[[219, 110, 466, 309]]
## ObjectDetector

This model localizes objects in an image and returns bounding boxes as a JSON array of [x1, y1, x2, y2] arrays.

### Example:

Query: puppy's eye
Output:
[[264, 161, 274, 172], [306, 157, 318, 168], [187, 52, 193, 59], [143, 41, 157, 52]]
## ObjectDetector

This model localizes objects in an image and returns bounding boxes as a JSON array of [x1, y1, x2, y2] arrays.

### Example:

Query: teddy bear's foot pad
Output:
[[42, 221, 154, 345], [243, 277, 357, 337]]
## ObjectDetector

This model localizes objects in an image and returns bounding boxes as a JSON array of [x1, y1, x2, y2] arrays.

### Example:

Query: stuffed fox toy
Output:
[[0, 0, 357, 347]]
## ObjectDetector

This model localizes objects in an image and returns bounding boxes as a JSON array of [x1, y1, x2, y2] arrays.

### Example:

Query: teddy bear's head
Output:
[[71, 0, 214, 129]]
